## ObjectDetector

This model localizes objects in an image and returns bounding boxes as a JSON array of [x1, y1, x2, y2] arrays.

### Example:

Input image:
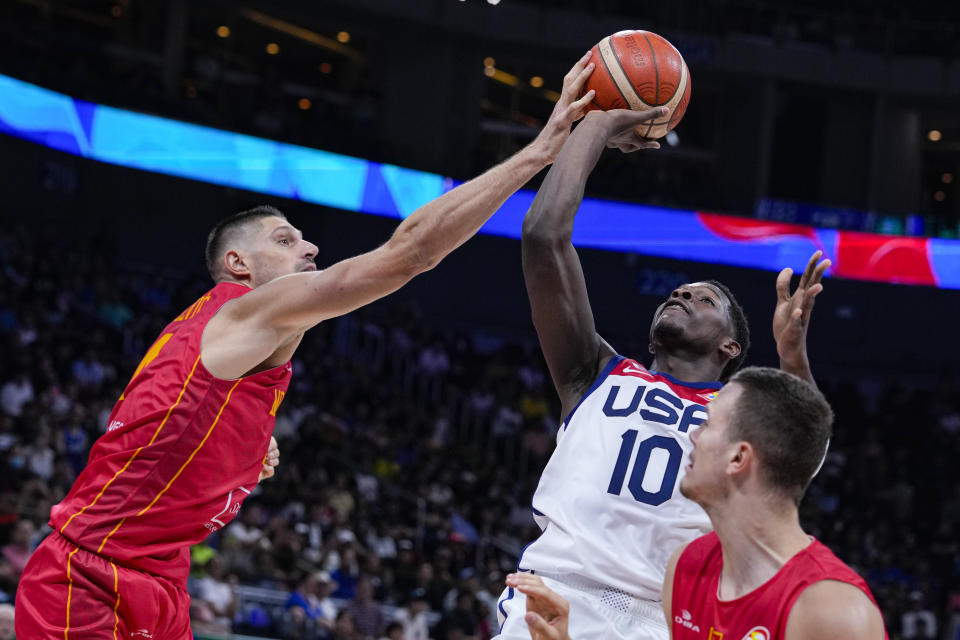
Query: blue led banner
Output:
[[1, 73, 957, 289]]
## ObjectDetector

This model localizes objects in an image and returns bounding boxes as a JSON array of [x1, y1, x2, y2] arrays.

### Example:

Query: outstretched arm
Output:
[[523, 107, 664, 416], [203, 55, 598, 379], [772, 251, 830, 385]]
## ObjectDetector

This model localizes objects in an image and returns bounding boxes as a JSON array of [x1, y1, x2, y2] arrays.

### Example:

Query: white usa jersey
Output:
[[519, 355, 720, 602]]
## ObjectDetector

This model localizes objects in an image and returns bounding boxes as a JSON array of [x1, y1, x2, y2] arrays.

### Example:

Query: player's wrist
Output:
[[580, 110, 614, 135], [521, 137, 556, 169], [779, 354, 812, 380]]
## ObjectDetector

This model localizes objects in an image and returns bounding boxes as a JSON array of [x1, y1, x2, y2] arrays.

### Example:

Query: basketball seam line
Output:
[[598, 37, 635, 111], [607, 37, 644, 107], [668, 74, 689, 126], [640, 32, 659, 138]]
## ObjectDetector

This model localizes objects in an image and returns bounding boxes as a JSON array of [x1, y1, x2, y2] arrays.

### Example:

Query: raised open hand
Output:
[[773, 251, 831, 383], [530, 52, 599, 163]]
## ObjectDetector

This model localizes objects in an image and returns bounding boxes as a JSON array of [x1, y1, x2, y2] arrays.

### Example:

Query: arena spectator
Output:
[[435, 590, 480, 640], [379, 621, 405, 640], [2, 520, 35, 576], [347, 576, 385, 639], [0, 374, 32, 418], [901, 590, 938, 639], [0, 226, 957, 637], [286, 571, 326, 624], [0, 603, 13, 640], [394, 588, 430, 640], [333, 609, 360, 640], [192, 556, 237, 632]]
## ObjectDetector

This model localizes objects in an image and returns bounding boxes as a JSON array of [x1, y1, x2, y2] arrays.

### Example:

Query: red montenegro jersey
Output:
[[671, 532, 887, 640], [50, 282, 291, 585]]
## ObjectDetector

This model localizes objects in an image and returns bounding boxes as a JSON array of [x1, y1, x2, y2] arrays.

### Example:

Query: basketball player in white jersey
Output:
[[493, 106, 829, 640]]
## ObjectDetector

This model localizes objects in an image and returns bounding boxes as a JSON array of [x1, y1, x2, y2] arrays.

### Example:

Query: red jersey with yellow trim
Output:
[[671, 532, 887, 640], [49, 282, 291, 586]]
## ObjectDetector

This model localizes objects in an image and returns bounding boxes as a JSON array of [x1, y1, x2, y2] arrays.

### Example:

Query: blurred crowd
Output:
[[0, 224, 959, 640]]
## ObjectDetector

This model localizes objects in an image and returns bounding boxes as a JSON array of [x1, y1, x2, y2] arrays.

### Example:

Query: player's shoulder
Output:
[[802, 539, 869, 583], [172, 281, 246, 322], [676, 532, 721, 569], [786, 580, 885, 640]]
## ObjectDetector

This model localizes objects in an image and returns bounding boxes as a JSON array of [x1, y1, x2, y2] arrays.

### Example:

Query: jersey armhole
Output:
[[560, 354, 624, 429]]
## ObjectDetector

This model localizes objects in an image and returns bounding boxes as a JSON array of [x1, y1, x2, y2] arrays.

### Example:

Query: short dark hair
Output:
[[727, 367, 833, 505], [705, 280, 750, 382], [385, 622, 404, 635], [205, 205, 286, 280]]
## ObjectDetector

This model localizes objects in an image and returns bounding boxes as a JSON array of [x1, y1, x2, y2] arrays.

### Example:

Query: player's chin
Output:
[[652, 316, 686, 340]]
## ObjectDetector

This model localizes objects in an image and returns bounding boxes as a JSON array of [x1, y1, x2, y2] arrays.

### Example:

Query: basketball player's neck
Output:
[[708, 494, 812, 601], [218, 276, 253, 289], [649, 349, 724, 384]]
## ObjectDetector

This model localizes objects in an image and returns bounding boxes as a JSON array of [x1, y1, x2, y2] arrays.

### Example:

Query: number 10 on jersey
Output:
[[607, 430, 683, 506]]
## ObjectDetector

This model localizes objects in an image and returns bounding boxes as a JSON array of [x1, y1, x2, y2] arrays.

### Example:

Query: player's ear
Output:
[[648, 342, 655, 355], [727, 441, 751, 476], [720, 338, 741, 361], [223, 249, 251, 279]]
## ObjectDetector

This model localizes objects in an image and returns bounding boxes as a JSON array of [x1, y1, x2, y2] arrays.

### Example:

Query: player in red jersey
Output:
[[504, 367, 886, 640], [14, 52, 656, 640]]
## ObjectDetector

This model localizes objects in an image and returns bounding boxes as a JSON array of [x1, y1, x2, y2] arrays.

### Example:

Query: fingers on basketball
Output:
[[584, 31, 691, 139], [570, 90, 596, 121]]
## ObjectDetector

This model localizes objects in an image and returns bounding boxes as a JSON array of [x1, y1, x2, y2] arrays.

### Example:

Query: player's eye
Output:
[[278, 238, 289, 246], [701, 297, 714, 305]]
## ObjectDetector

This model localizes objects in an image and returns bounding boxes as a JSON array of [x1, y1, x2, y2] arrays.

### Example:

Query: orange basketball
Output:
[[582, 30, 691, 139]]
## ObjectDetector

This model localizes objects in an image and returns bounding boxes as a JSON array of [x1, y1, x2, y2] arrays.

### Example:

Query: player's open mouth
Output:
[[300, 264, 317, 272], [662, 302, 689, 315]]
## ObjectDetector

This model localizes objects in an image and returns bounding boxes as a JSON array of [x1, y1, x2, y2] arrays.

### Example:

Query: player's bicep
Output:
[[203, 243, 420, 377], [240, 244, 419, 331], [522, 237, 610, 398]]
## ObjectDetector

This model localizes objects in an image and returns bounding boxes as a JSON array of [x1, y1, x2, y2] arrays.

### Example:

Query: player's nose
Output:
[[302, 240, 319, 260], [670, 287, 694, 300]]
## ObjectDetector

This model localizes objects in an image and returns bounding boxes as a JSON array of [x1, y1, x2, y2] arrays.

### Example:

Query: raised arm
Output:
[[202, 55, 598, 380], [772, 251, 830, 385], [522, 107, 664, 416]]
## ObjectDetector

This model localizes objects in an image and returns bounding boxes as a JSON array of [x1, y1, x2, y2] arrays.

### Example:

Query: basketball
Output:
[[583, 30, 691, 139]]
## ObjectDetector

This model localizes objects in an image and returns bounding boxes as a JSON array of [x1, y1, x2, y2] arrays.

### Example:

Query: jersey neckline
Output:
[[646, 368, 723, 390], [713, 535, 818, 605]]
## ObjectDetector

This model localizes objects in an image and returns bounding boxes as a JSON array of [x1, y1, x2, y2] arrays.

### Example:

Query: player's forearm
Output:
[[388, 144, 551, 272], [523, 115, 608, 243], [780, 355, 815, 386]]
